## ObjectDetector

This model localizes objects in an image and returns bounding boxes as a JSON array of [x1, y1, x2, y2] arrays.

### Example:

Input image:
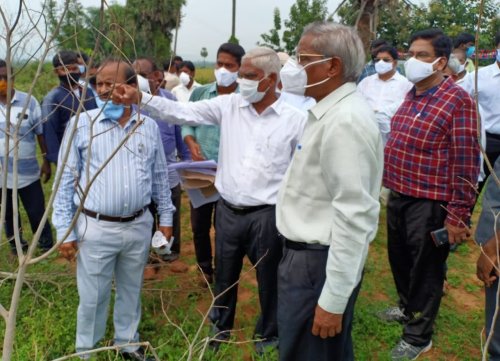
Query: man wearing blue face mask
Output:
[[112, 47, 307, 354], [453, 32, 476, 73], [53, 59, 174, 361], [462, 32, 500, 193], [382, 29, 480, 360]]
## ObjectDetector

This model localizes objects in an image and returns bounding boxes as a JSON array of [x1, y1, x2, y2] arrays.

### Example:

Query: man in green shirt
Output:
[[181, 43, 244, 284]]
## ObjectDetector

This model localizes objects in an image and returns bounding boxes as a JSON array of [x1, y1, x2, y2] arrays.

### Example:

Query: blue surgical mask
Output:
[[95, 96, 125, 121], [78, 65, 86, 74], [497, 49, 500, 63], [466, 46, 475, 58]]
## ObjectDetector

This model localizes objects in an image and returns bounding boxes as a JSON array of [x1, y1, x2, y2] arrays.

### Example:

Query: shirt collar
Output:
[[238, 94, 283, 116], [491, 62, 500, 77], [96, 108, 138, 127], [310, 82, 357, 121], [409, 76, 453, 99]]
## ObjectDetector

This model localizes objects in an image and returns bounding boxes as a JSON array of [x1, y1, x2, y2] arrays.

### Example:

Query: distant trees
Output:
[[200, 47, 208, 67], [46, 0, 185, 62]]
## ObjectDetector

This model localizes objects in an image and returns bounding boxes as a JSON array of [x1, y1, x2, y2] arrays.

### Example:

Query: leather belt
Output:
[[222, 199, 273, 214], [284, 239, 329, 251], [82, 207, 146, 223]]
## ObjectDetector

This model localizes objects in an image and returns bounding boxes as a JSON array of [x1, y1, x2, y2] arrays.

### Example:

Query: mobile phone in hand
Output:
[[430, 227, 449, 247]]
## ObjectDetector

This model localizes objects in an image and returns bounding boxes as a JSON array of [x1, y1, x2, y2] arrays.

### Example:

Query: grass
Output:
[[0, 63, 487, 360], [0, 195, 487, 360]]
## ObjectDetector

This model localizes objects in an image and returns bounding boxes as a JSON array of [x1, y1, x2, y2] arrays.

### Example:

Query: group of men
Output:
[[1, 20, 500, 361]]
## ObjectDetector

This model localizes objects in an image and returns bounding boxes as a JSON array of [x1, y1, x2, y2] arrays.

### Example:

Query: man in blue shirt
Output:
[[54, 59, 174, 361], [0, 60, 53, 254], [42, 50, 97, 164]]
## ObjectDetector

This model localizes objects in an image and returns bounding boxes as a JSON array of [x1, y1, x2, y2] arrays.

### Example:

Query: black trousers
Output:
[[190, 200, 217, 275], [150, 183, 182, 252], [1, 179, 53, 251], [278, 242, 361, 361], [209, 200, 280, 342], [387, 192, 449, 346]]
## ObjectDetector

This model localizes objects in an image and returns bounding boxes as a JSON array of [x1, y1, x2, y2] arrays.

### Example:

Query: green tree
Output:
[[282, 0, 332, 53], [259, 7, 283, 51], [200, 47, 208, 67]]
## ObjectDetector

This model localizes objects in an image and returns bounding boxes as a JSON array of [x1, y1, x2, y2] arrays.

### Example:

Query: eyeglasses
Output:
[[295, 52, 326, 65]]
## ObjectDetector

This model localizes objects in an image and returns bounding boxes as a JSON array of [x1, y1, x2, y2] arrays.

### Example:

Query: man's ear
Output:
[[327, 57, 342, 78], [436, 57, 448, 72], [268, 72, 278, 88]]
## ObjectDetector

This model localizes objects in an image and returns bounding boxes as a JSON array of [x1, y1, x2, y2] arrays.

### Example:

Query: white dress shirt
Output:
[[276, 82, 383, 314], [141, 92, 306, 206], [357, 71, 413, 145], [462, 62, 500, 134], [171, 81, 201, 103]]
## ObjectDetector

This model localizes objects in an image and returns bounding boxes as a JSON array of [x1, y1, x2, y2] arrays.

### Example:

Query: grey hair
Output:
[[242, 47, 281, 82], [447, 53, 462, 75], [302, 22, 365, 82]]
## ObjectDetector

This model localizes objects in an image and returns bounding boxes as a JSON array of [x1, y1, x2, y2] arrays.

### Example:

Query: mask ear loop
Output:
[[303, 57, 333, 89]]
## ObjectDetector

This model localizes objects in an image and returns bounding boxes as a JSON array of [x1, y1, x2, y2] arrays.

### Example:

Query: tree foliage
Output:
[[338, 0, 500, 49], [46, 0, 185, 63], [259, 0, 331, 54], [259, 8, 283, 51]]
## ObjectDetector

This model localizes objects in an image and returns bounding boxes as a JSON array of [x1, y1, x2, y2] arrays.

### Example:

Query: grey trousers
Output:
[[75, 210, 153, 353], [278, 243, 362, 361], [486, 279, 500, 360]]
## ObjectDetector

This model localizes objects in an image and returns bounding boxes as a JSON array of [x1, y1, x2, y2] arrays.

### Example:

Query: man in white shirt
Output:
[[276, 22, 383, 361], [171, 61, 201, 103], [112, 47, 307, 354], [357, 45, 413, 146], [462, 32, 500, 189]]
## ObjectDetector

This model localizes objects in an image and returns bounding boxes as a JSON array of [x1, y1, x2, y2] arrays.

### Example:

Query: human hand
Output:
[[188, 141, 205, 161], [112, 84, 140, 105], [40, 158, 51, 183], [158, 226, 173, 241], [445, 222, 471, 245], [311, 304, 343, 339], [477, 236, 500, 287], [59, 240, 78, 261]]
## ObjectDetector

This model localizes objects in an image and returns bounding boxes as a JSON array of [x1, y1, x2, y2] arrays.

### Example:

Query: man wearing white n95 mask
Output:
[[357, 45, 412, 146], [276, 22, 383, 361], [111, 47, 307, 354]]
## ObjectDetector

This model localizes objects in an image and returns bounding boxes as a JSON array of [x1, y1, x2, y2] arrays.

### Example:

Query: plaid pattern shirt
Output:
[[383, 77, 480, 227]]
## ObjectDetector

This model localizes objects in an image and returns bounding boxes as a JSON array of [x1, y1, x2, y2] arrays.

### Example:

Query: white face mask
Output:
[[374, 60, 394, 75], [279, 57, 332, 96], [237, 77, 269, 103], [404, 57, 441, 84], [214, 67, 239, 87], [179, 72, 191, 86], [457, 63, 466, 73]]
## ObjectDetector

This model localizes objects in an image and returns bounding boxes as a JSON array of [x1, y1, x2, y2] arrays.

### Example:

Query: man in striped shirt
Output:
[[53, 59, 174, 361], [0, 59, 53, 255], [381, 29, 480, 360]]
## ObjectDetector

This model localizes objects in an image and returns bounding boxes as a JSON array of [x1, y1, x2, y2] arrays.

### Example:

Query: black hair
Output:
[[162, 55, 183, 71], [370, 39, 388, 50], [0, 59, 14, 76], [78, 51, 90, 63], [134, 57, 158, 72], [217, 43, 246, 66], [453, 33, 475, 48], [99, 58, 137, 85], [410, 28, 452, 59], [496, 31, 500, 47], [375, 45, 399, 60], [179, 61, 195, 72], [52, 50, 79, 68]]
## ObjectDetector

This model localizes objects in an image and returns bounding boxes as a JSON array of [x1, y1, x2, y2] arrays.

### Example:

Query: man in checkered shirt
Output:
[[380, 28, 480, 360]]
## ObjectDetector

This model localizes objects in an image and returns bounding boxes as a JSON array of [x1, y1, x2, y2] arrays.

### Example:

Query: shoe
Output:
[[120, 347, 155, 361], [391, 339, 432, 360], [377, 306, 408, 324], [161, 251, 179, 263]]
